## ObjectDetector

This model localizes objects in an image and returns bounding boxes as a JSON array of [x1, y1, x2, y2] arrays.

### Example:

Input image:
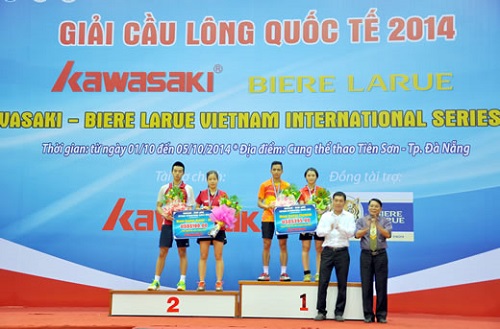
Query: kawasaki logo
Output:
[[52, 61, 214, 92], [102, 198, 260, 232]]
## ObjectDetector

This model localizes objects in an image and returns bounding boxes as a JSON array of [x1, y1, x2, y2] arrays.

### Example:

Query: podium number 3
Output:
[[300, 293, 308, 311], [167, 296, 180, 313]]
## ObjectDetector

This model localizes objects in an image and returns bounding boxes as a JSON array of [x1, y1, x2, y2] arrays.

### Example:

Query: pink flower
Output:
[[209, 204, 237, 229]]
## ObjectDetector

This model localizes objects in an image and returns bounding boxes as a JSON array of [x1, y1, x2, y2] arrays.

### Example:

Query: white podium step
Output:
[[110, 282, 363, 319], [110, 290, 240, 317], [239, 281, 364, 320]]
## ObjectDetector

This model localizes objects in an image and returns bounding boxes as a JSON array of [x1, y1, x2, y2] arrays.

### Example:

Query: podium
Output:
[[110, 290, 239, 317], [110, 281, 363, 319], [239, 281, 364, 320]]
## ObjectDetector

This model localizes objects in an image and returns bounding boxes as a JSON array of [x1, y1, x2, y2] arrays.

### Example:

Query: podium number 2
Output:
[[167, 296, 180, 313], [300, 293, 308, 311]]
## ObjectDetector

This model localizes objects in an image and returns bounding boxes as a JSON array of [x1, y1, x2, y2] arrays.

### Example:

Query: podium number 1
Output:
[[300, 293, 308, 311], [167, 296, 180, 313]]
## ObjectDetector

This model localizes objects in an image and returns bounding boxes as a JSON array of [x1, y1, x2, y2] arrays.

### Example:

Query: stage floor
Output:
[[0, 307, 498, 329]]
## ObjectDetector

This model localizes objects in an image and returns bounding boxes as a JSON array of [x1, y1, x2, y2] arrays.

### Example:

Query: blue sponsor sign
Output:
[[173, 210, 214, 239], [274, 204, 318, 235]]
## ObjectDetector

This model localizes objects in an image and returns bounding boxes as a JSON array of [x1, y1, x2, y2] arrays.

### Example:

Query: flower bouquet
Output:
[[208, 195, 242, 237], [264, 195, 276, 208], [275, 184, 301, 206], [308, 188, 331, 219], [162, 186, 187, 219]]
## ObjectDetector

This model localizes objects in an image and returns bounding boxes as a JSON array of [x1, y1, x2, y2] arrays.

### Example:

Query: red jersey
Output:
[[195, 189, 228, 208], [298, 185, 323, 204]]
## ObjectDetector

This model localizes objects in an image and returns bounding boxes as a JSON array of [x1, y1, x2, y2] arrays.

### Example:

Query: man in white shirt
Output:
[[147, 161, 195, 292], [314, 191, 356, 321]]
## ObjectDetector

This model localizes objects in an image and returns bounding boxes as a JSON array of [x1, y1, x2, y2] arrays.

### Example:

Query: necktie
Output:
[[369, 221, 377, 251]]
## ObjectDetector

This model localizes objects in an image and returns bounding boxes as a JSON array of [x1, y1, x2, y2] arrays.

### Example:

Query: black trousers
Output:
[[316, 247, 350, 316], [360, 250, 388, 321]]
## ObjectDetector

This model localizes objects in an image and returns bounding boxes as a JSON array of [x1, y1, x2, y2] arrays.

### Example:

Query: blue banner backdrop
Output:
[[0, 0, 499, 314]]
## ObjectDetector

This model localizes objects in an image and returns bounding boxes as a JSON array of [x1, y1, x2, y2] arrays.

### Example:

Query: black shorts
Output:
[[261, 222, 288, 239], [159, 224, 190, 248], [299, 232, 325, 241], [197, 230, 227, 245]]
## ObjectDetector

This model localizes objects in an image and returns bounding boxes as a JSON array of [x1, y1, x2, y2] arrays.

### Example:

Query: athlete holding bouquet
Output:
[[298, 167, 330, 282], [195, 170, 235, 292], [147, 161, 194, 292]]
